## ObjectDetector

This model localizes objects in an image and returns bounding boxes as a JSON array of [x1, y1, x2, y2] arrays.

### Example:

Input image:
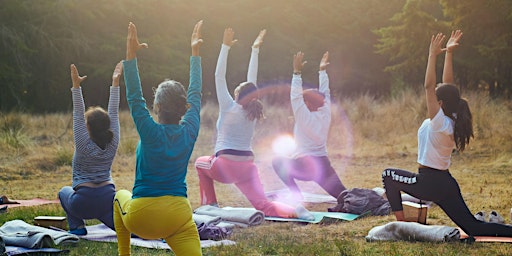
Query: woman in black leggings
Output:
[[382, 30, 512, 237]]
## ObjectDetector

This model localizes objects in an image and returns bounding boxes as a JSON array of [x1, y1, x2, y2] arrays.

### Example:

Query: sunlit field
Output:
[[1, 90, 512, 255]]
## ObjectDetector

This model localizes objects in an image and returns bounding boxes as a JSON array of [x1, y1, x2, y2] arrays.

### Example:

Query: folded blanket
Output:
[[0, 220, 79, 248], [194, 206, 265, 227], [193, 214, 222, 227], [366, 221, 460, 242]]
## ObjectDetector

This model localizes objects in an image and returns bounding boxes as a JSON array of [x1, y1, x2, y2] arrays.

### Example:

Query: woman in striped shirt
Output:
[[58, 61, 122, 235]]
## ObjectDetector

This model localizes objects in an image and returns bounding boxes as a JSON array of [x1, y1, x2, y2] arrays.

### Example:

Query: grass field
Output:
[[1, 90, 512, 255]]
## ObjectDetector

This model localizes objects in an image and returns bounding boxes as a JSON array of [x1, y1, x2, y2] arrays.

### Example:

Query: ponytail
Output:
[[243, 99, 264, 121], [454, 98, 473, 152]]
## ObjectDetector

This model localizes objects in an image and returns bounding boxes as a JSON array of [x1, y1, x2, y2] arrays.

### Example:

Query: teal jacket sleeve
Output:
[[181, 56, 202, 138]]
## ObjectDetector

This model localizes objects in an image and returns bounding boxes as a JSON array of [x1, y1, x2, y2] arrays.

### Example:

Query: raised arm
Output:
[[424, 33, 446, 119], [70, 64, 89, 149], [318, 51, 330, 99], [183, 20, 203, 135], [191, 20, 203, 57], [442, 30, 462, 84], [291, 51, 307, 111], [108, 61, 122, 143], [247, 29, 266, 84], [215, 28, 237, 109]]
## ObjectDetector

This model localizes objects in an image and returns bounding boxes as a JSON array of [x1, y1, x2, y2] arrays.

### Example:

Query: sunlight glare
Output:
[[272, 135, 296, 156]]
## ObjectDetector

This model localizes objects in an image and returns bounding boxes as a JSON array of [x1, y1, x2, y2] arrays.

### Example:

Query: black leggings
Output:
[[382, 167, 512, 236]]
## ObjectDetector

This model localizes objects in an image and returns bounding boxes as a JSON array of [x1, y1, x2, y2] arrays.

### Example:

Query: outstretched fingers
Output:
[[126, 22, 148, 60], [252, 29, 266, 48], [191, 20, 203, 56], [112, 61, 123, 87], [320, 51, 330, 71], [444, 29, 463, 52], [429, 33, 445, 56], [70, 64, 87, 88], [223, 27, 238, 47]]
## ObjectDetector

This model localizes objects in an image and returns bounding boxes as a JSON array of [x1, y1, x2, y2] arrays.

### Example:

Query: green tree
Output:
[[375, 0, 448, 94]]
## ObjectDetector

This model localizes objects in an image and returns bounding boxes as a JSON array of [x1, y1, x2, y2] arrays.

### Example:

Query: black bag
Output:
[[328, 188, 391, 216]]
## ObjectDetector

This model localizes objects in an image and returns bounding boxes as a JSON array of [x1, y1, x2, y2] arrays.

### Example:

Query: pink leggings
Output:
[[195, 155, 297, 218]]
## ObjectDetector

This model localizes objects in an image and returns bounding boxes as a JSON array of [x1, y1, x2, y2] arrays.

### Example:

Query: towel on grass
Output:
[[194, 205, 265, 227], [193, 213, 222, 227], [0, 220, 79, 249], [82, 224, 236, 249], [366, 221, 460, 242]]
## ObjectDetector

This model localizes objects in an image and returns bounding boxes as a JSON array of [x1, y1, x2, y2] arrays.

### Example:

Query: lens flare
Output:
[[272, 134, 296, 156]]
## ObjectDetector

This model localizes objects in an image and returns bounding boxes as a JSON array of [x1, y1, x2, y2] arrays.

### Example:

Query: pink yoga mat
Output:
[[4, 198, 60, 208], [458, 227, 512, 243]]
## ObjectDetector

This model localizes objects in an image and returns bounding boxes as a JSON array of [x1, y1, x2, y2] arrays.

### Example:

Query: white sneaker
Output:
[[489, 210, 505, 224], [474, 211, 486, 222]]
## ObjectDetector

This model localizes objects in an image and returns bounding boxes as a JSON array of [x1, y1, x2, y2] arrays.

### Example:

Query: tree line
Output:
[[0, 0, 510, 112]]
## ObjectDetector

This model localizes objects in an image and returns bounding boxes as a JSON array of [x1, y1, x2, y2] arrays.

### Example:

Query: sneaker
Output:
[[474, 211, 486, 222], [489, 210, 505, 224], [69, 227, 87, 236]]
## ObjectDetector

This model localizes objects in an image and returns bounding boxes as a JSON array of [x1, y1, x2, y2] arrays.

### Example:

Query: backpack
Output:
[[328, 188, 391, 216]]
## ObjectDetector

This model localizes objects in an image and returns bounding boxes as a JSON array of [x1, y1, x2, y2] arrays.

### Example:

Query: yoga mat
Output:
[[265, 211, 366, 224], [82, 224, 236, 249], [265, 190, 337, 204], [5, 246, 68, 256], [458, 227, 512, 243], [4, 199, 60, 208]]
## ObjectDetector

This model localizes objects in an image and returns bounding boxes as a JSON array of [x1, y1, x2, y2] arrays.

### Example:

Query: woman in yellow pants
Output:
[[114, 20, 204, 256]]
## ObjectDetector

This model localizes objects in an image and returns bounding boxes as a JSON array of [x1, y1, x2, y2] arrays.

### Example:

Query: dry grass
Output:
[[1, 90, 512, 255]]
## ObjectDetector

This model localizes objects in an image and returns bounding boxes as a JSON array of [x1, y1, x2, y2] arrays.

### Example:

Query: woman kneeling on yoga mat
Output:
[[113, 21, 203, 256], [58, 61, 122, 236], [382, 30, 512, 237]]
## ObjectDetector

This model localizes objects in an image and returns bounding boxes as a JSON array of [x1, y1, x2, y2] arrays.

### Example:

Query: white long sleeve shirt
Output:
[[291, 71, 331, 158], [214, 44, 259, 153]]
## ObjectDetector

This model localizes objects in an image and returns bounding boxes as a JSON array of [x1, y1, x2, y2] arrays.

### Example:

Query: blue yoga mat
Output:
[[265, 211, 367, 224]]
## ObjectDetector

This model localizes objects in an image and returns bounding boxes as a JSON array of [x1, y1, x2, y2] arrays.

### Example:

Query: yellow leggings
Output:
[[113, 190, 201, 256]]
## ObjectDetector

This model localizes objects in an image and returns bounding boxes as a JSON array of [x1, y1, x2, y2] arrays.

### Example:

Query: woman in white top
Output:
[[382, 30, 512, 236], [195, 28, 313, 220], [271, 51, 347, 202]]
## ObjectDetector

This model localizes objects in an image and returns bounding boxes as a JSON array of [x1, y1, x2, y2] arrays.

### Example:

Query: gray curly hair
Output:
[[153, 79, 189, 124]]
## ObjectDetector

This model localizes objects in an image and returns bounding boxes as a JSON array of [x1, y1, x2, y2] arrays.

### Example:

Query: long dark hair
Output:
[[153, 79, 189, 124], [436, 83, 473, 152], [236, 82, 263, 121], [85, 106, 113, 150]]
